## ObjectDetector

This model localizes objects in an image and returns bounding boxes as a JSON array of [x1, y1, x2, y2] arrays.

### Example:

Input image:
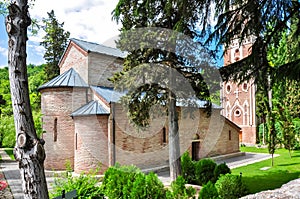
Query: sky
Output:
[[0, 0, 121, 68], [0, 0, 222, 68]]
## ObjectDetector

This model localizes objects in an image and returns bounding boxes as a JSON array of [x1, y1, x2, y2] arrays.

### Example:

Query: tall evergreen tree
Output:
[[40, 10, 70, 81], [5, 0, 49, 197], [203, 0, 300, 165], [112, 0, 219, 181]]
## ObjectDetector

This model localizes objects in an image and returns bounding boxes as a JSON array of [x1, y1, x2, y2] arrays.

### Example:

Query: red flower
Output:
[[0, 181, 8, 191]]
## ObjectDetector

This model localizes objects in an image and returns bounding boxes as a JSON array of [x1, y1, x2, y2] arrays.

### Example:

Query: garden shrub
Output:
[[198, 181, 219, 199], [130, 172, 166, 199], [195, 159, 216, 185], [181, 151, 196, 183], [101, 164, 139, 198], [50, 166, 103, 199], [213, 162, 231, 183], [215, 174, 248, 199], [166, 176, 196, 199]]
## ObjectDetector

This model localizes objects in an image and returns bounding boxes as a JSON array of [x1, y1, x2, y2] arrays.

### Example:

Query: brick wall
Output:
[[40, 87, 88, 170], [59, 43, 89, 83], [222, 37, 257, 145], [88, 53, 123, 87], [106, 104, 240, 171], [74, 115, 109, 174]]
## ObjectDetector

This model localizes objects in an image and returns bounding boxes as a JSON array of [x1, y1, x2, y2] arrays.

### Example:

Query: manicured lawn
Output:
[[232, 147, 300, 194], [4, 148, 15, 160]]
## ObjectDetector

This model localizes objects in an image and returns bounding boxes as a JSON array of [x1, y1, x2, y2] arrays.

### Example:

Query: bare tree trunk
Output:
[[168, 69, 181, 181], [6, 1, 49, 198]]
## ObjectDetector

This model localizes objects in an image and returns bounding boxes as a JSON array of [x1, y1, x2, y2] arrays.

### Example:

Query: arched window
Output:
[[226, 84, 231, 93], [242, 83, 248, 91], [54, 118, 57, 142]]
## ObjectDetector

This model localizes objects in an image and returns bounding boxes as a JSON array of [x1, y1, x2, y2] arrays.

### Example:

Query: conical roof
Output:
[[38, 68, 89, 90], [71, 100, 109, 117]]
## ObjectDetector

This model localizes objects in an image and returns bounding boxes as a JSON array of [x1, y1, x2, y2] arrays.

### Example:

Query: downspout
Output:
[[111, 102, 116, 165], [85, 87, 89, 103]]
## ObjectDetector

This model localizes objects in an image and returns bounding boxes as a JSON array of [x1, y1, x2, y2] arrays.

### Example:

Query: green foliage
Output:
[[166, 176, 196, 199], [101, 164, 166, 199], [50, 168, 103, 199], [215, 174, 248, 199], [0, 116, 15, 147], [236, 147, 300, 194], [292, 118, 300, 150], [0, 65, 45, 147], [213, 162, 231, 183], [130, 172, 166, 199], [112, 0, 219, 180], [40, 10, 70, 81], [195, 159, 217, 186], [198, 181, 219, 199], [181, 151, 196, 184], [181, 152, 230, 186], [100, 164, 141, 198], [0, 1, 8, 15]]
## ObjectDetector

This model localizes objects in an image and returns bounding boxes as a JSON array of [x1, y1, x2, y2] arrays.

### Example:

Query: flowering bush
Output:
[[0, 181, 8, 191]]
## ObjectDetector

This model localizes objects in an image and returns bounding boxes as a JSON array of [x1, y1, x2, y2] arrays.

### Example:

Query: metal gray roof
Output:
[[38, 68, 89, 90], [70, 38, 127, 58], [91, 86, 221, 109], [71, 100, 109, 117], [91, 86, 125, 103], [176, 99, 222, 109]]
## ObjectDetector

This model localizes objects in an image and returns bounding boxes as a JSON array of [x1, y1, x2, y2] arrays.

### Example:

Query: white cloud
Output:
[[29, 0, 121, 47], [0, 46, 7, 57]]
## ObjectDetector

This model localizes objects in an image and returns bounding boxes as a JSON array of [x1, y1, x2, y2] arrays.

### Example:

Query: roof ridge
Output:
[[38, 68, 89, 90], [70, 38, 120, 51]]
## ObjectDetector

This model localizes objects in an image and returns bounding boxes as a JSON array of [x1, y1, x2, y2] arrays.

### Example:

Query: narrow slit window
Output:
[[75, 133, 77, 150], [54, 118, 57, 142], [229, 130, 232, 141], [162, 127, 167, 144]]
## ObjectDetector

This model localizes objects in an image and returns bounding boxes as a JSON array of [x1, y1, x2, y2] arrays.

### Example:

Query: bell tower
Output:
[[221, 36, 257, 145]]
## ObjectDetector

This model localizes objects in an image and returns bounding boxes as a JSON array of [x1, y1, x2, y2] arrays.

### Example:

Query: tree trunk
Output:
[[267, 75, 276, 167], [6, 1, 49, 198], [168, 69, 181, 181]]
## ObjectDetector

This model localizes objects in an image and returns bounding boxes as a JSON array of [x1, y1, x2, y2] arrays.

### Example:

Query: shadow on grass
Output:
[[277, 162, 300, 167], [242, 171, 300, 194], [290, 154, 300, 158]]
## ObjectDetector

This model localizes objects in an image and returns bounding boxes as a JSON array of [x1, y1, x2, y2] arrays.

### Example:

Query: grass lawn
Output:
[[232, 147, 300, 194], [4, 148, 15, 160]]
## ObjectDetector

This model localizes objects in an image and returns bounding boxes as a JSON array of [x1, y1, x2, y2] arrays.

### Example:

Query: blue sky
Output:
[[0, 0, 223, 68], [0, 15, 8, 68], [0, 0, 121, 68]]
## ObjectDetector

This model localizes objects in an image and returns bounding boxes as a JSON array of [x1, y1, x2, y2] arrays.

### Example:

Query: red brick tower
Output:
[[221, 36, 257, 145]]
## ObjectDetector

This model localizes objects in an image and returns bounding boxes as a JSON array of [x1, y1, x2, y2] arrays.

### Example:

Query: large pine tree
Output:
[[206, 0, 300, 165], [40, 10, 70, 81], [112, 0, 219, 180]]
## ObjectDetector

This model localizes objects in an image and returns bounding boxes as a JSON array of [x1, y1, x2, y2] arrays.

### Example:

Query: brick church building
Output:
[[221, 36, 257, 145], [38, 38, 241, 173]]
